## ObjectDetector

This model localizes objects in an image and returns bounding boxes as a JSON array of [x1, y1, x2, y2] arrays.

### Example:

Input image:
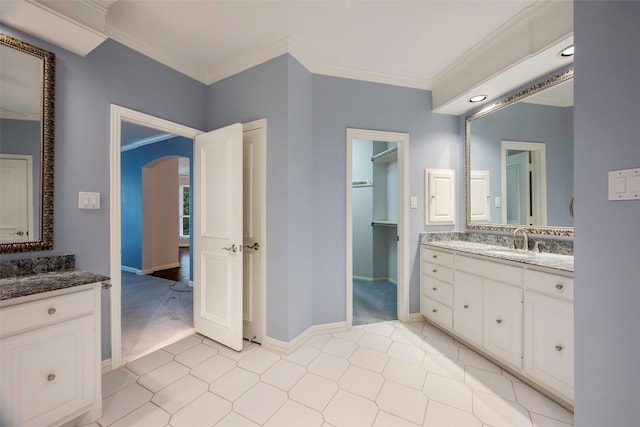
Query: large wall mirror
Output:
[[0, 33, 55, 253], [465, 69, 574, 237]]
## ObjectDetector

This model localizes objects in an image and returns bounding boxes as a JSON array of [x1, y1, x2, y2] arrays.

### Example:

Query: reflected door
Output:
[[0, 155, 32, 242]]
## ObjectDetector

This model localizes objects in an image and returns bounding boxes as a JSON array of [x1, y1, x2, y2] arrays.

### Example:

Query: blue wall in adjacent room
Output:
[[120, 137, 192, 271], [573, 1, 640, 425]]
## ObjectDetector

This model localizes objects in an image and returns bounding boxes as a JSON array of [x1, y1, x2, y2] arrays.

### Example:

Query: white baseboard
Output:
[[408, 312, 425, 323], [101, 359, 112, 375], [262, 321, 347, 355], [121, 265, 142, 274]]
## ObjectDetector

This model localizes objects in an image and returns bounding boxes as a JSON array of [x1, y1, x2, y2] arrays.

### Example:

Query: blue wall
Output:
[[574, 1, 640, 425], [0, 118, 41, 237], [120, 137, 192, 270], [470, 103, 573, 226]]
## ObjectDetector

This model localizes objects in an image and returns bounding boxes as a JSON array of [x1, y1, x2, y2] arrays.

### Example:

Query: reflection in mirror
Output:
[[466, 69, 573, 236], [0, 34, 55, 253]]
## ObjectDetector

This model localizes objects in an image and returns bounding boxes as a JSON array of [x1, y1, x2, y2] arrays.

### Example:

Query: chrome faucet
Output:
[[513, 228, 529, 251]]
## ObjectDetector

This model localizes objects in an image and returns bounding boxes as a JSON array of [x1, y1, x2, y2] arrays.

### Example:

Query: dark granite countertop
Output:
[[0, 269, 109, 301], [423, 241, 574, 272]]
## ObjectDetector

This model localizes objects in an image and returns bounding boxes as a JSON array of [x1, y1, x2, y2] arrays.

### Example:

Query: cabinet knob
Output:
[[432, 309, 437, 313], [48, 307, 56, 315], [432, 269, 437, 273], [432, 287, 437, 291], [432, 254, 437, 259], [555, 284, 564, 290], [555, 345, 563, 352], [463, 304, 469, 309], [496, 319, 503, 324], [47, 374, 56, 382]]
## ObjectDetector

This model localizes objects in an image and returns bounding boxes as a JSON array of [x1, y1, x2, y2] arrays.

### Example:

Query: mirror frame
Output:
[[465, 68, 574, 237], [1, 34, 55, 253]]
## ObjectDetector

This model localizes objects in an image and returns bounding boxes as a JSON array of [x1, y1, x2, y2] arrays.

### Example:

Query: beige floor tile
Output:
[[218, 341, 259, 361], [281, 345, 321, 366], [138, 361, 189, 393], [321, 337, 357, 359], [421, 336, 461, 359], [170, 392, 231, 427], [289, 373, 339, 411], [513, 382, 574, 424], [390, 328, 424, 347], [174, 343, 218, 368], [357, 332, 392, 352], [307, 353, 349, 381], [420, 322, 455, 342], [162, 336, 202, 355], [362, 321, 395, 337], [190, 355, 236, 383], [372, 410, 420, 427], [473, 390, 532, 427], [422, 352, 465, 382], [423, 372, 473, 412], [99, 383, 152, 426], [387, 341, 425, 365], [152, 375, 208, 414], [382, 358, 427, 390], [102, 368, 138, 398], [237, 348, 280, 374], [261, 360, 307, 391], [530, 412, 574, 427], [376, 380, 428, 425], [424, 400, 481, 427], [465, 366, 516, 401], [210, 367, 259, 401], [458, 347, 501, 373], [233, 382, 287, 424], [264, 400, 323, 427], [126, 350, 174, 376], [323, 390, 379, 427], [332, 328, 364, 342], [305, 334, 332, 348], [338, 365, 385, 400], [108, 402, 170, 427], [214, 411, 260, 427], [349, 346, 389, 372]]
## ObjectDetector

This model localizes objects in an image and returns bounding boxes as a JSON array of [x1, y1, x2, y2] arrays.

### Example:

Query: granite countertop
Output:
[[423, 241, 574, 272], [0, 269, 109, 301]]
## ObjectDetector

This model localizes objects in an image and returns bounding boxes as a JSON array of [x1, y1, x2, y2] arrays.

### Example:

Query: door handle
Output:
[[244, 242, 260, 251], [10, 231, 25, 236], [222, 244, 238, 253]]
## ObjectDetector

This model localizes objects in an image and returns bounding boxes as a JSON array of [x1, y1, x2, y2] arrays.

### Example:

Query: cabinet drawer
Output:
[[455, 255, 522, 286], [422, 247, 453, 268], [423, 278, 453, 306], [423, 262, 453, 284], [524, 269, 574, 300], [0, 289, 97, 338], [422, 296, 453, 330]]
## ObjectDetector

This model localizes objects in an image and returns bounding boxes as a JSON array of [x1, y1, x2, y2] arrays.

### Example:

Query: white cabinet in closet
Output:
[[0, 285, 102, 427], [524, 269, 574, 400], [420, 247, 454, 329]]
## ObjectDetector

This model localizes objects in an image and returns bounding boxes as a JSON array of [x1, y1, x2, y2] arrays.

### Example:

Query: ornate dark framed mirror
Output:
[[465, 68, 574, 237], [1, 33, 55, 253]]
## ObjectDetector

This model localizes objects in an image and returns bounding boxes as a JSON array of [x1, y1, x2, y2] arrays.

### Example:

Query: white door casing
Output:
[[0, 154, 33, 242], [193, 123, 244, 351]]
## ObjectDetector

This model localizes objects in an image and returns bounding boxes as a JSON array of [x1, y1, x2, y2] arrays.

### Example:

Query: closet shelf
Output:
[[371, 147, 398, 163], [371, 221, 397, 228]]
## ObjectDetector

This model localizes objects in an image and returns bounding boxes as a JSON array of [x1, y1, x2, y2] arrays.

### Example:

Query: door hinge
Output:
[[102, 282, 112, 290]]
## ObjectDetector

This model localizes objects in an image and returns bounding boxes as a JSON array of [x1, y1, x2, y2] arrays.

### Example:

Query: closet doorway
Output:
[[346, 129, 409, 327]]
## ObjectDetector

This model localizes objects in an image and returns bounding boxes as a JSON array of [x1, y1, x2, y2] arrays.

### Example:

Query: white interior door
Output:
[[0, 155, 32, 242], [193, 123, 244, 351]]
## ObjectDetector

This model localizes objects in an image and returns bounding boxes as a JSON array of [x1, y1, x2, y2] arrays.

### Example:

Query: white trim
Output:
[[408, 312, 426, 323], [262, 322, 348, 355], [0, 154, 34, 241], [101, 359, 112, 375], [110, 105, 203, 370], [120, 132, 176, 152], [346, 129, 410, 329], [120, 265, 142, 274]]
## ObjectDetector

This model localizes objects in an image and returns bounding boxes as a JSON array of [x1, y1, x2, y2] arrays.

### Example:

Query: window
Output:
[[179, 184, 190, 238]]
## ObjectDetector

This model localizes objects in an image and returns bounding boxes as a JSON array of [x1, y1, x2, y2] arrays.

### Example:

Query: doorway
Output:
[[110, 106, 266, 369], [346, 129, 410, 328]]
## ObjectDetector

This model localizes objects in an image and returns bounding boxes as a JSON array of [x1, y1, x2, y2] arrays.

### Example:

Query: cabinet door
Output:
[[0, 316, 96, 427], [453, 271, 483, 346], [524, 291, 574, 399], [484, 280, 523, 368], [425, 169, 455, 225]]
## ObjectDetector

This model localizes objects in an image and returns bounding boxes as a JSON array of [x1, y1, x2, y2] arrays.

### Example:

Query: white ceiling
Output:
[[0, 0, 573, 116]]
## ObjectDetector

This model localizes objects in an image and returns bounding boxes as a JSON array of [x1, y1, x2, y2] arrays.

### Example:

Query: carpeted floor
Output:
[[352, 278, 398, 325], [121, 271, 193, 363]]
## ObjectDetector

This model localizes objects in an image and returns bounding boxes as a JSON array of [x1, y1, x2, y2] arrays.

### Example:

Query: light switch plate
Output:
[[410, 196, 418, 209], [79, 192, 101, 209], [608, 168, 640, 201]]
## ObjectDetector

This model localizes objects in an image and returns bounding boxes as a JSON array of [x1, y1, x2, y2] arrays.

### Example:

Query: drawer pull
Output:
[[47, 374, 56, 382], [432, 269, 437, 273], [47, 308, 56, 315], [463, 304, 469, 309], [555, 345, 563, 352], [432, 254, 437, 259], [555, 284, 564, 290], [432, 287, 437, 291], [432, 309, 437, 313], [496, 319, 503, 324]]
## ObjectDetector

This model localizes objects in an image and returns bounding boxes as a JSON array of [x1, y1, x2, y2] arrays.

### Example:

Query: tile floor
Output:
[[95, 320, 574, 427]]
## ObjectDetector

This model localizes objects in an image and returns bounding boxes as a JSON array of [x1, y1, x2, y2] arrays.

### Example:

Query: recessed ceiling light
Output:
[[469, 95, 487, 103], [560, 45, 574, 57]]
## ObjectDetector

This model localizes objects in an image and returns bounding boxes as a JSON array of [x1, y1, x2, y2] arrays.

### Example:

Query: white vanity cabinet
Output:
[[0, 284, 102, 427], [524, 269, 574, 400], [453, 270, 483, 346], [484, 279, 523, 368], [420, 247, 454, 329]]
